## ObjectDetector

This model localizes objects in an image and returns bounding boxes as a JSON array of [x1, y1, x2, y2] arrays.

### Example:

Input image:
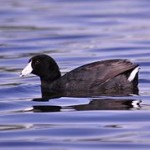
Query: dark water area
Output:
[[0, 0, 150, 149]]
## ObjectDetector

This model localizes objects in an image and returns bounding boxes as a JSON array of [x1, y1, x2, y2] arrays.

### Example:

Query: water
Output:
[[0, 0, 150, 149]]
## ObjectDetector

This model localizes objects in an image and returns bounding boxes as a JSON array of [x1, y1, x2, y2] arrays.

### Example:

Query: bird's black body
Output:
[[21, 54, 139, 98]]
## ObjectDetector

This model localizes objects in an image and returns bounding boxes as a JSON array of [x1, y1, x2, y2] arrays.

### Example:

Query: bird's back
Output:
[[50, 59, 139, 96]]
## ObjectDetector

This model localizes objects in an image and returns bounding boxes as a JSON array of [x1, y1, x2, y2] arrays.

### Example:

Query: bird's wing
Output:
[[61, 59, 138, 89]]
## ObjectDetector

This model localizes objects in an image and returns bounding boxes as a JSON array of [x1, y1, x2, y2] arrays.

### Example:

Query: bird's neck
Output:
[[40, 71, 61, 97]]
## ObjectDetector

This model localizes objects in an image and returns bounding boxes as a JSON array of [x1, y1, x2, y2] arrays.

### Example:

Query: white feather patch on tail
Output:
[[128, 66, 139, 82]]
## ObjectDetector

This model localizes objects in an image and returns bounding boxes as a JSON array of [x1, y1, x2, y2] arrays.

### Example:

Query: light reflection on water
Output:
[[0, 0, 150, 149]]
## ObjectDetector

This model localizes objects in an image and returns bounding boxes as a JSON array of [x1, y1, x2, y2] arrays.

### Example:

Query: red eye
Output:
[[35, 60, 40, 65]]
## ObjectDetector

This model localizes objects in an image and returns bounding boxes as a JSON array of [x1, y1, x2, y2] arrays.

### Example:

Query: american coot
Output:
[[20, 54, 139, 97]]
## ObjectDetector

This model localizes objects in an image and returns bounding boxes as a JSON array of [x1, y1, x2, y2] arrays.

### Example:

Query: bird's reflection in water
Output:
[[33, 105, 61, 112], [32, 98, 141, 112], [31, 89, 141, 112], [72, 98, 141, 111]]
